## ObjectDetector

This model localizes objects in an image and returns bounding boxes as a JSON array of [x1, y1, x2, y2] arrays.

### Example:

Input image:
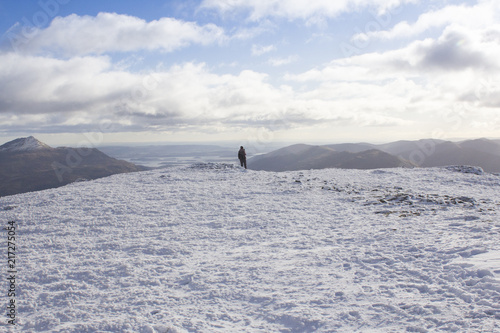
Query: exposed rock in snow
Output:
[[189, 162, 238, 170], [445, 165, 485, 175], [0, 136, 52, 152]]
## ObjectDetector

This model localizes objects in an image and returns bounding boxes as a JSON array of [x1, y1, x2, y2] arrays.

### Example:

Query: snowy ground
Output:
[[1, 164, 499, 332]]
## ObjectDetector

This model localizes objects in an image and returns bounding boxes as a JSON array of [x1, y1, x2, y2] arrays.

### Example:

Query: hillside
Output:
[[417, 141, 500, 172], [249, 138, 500, 173], [249, 144, 414, 171], [1, 164, 498, 332], [0, 137, 146, 197], [459, 138, 500, 156]]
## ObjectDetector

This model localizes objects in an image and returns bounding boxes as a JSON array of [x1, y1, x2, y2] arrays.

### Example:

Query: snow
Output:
[[0, 136, 51, 152], [1, 164, 499, 332], [454, 251, 500, 277]]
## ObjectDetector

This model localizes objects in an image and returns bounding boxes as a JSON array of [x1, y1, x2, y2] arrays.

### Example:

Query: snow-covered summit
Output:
[[0, 136, 52, 152], [1, 164, 499, 332]]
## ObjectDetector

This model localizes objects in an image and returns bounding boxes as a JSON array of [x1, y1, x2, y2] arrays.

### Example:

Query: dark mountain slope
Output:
[[419, 141, 500, 172], [336, 149, 414, 169], [249, 144, 414, 172], [0, 137, 146, 197], [375, 139, 445, 158], [248, 138, 500, 172], [459, 138, 500, 156], [323, 142, 376, 153]]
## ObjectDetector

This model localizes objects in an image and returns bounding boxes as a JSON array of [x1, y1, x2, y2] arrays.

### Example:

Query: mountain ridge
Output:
[[249, 138, 500, 172], [0, 137, 147, 197], [249, 145, 415, 172]]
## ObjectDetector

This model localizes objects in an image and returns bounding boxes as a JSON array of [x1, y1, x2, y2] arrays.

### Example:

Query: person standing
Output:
[[238, 146, 247, 169]]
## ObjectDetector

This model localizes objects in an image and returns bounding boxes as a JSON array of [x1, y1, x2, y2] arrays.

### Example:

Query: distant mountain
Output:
[[323, 142, 376, 153], [372, 138, 500, 172], [418, 140, 500, 173], [248, 144, 415, 172], [0, 135, 52, 152], [459, 138, 500, 156], [0, 137, 147, 197], [375, 139, 446, 157], [248, 138, 500, 172]]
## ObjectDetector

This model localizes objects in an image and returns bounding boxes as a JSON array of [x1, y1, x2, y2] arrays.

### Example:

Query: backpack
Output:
[[238, 149, 245, 159]]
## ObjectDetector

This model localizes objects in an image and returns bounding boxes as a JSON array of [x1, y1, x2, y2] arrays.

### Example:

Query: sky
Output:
[[0, 0, 499, 147]]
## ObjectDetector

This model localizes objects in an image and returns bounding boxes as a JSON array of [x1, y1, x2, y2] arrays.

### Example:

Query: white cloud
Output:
[[0, 53, 129, 110], [8, 12, 226, 56], [282, 22, 500, 138], [200, 0, 419, 22], [0, 51, 413, 137], [0, 53, 294, 133], [267, 55, 299, 66], [228, 20, 277, 40], [352, 0, 500, 41], [2, 2, 500, 142], [290, 25, 500, 83], [3, 17, 500, 140], [251, 44, 276, 56]]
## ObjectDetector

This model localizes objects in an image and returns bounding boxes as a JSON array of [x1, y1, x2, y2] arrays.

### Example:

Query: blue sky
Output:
[[0, 0, 499, 147]]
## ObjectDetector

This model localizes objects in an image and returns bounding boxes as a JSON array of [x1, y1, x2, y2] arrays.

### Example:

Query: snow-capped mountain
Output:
[[0, 136, 52, 152], [1, 163, 498, 332], [0, 137, 147, 197]]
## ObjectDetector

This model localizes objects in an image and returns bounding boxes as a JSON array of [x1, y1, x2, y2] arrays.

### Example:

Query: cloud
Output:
[[352, 0, 500, 41], [0, 50, 410, 137], [200, 0, 418, 22], [0, 53, 290, 133], [251, 44, 276, 56], [415, 29, 490, 71], [290, 25, 500, 84], [2, 3, 499, 141], [397, 26, 499, 74], [267, 55, 299, 66], [3, 21, 498, 138], [0, 53, 128, 113], [283, 22, 500, 136], [5, 12, 226, 56]]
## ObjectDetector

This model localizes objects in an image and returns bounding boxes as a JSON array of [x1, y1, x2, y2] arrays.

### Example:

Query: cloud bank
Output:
[[1, 0, 500, 143]]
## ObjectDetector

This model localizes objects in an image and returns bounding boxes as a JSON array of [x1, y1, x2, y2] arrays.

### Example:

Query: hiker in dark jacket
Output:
[[238, 146, 247, 169]]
